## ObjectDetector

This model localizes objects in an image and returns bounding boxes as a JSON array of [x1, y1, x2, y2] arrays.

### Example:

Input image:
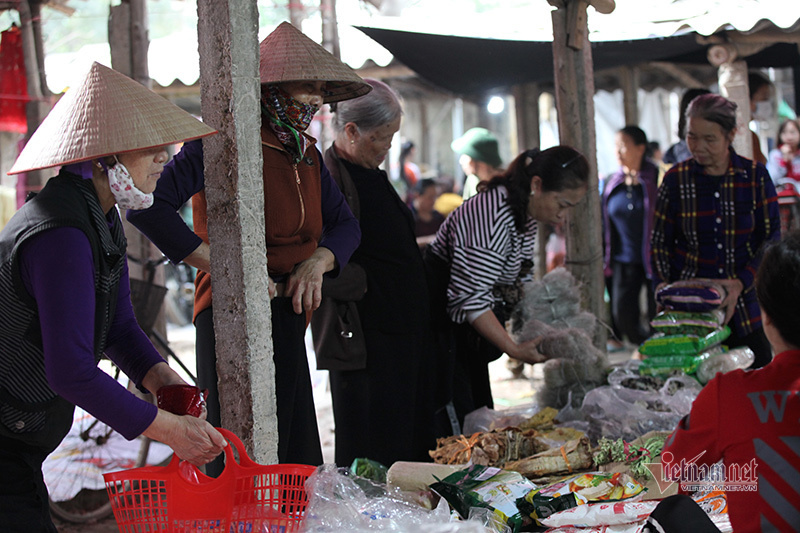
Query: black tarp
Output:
[[356, 26, 800, 97]]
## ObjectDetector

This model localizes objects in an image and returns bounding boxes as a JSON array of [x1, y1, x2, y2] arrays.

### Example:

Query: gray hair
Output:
[[686, 93, 738, 135], [331, 78, 402, 133]]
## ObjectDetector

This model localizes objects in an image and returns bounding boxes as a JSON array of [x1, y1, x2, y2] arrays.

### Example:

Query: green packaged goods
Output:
[[350, 457, 388, 483], [430, 464, 537, 532], [639, 352, 713, 376], [639, 326, 730, 356]]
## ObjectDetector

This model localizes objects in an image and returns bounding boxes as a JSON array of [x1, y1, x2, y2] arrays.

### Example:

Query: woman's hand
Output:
[[717, 278, 744, 324], [653, 281, 668, 313], [508, 336, 547, 365], [286, 247, 336, 314], [781, 143, 794, 162], [471, 310, 547, 365], [143, 411, 227, 466]]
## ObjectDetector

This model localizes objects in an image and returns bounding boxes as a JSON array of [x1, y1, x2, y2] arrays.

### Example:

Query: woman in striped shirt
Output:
[[426, 146, 590, 429]]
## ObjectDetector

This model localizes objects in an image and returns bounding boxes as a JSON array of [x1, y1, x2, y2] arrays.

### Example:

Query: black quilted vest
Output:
[[0, 172, 126, 449]]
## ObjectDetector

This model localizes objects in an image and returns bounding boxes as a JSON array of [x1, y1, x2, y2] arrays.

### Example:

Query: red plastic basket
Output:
[[103, 428, 316, 532]]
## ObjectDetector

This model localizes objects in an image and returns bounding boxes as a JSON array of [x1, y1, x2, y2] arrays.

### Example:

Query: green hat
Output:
[[451, 127, 502, 168]]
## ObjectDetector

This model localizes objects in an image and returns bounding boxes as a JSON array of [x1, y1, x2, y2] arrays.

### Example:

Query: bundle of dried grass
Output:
[[429, 427, 547, 466], [511, 267, 596, 337], [536, 329, 608, 409], [504, 437, 594, 478]]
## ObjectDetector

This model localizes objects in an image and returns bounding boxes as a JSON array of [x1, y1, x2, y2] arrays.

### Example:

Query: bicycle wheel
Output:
[[45, 359, 152, 523]]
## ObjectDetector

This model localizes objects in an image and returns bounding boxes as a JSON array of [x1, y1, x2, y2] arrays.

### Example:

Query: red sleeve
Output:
[[661, 377, 723, 487]]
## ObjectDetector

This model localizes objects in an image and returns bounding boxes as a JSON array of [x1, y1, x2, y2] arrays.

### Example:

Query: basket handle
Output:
[[162, 428, 245, 485], [215, 427, 261, 468]]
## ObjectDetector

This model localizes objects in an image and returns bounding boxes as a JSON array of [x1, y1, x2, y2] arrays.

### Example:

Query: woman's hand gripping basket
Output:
[[103, 428, 315, 532]]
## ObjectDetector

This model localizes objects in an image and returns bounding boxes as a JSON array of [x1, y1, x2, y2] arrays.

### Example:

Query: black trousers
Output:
[[611, 261, 656, 345], [329, 328, 435, 467], [0, 435, 58, 533], [196, 299, 323, 475]]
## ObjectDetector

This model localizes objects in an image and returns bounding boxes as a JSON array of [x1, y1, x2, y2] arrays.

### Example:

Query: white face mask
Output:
[[753, 100, 772, 122], [107, 160, 154, 210]]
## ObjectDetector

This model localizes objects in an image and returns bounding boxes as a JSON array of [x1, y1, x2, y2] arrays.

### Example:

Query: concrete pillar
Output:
[[197, 0, 277, 463], [551, 0, 605, 347]]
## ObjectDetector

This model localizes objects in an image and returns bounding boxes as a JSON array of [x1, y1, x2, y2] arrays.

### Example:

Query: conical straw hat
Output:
[[259, 22, 371, 104], [9, 62, 216, 175]]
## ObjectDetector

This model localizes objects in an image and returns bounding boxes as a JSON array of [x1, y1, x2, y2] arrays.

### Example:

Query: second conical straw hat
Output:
[[9, 62, 216, 175], [259, 22, 371, 104]]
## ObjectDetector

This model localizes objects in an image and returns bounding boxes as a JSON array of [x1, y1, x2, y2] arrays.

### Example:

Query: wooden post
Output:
[[29, 1, 49, 99], [197, 0, 277, 463], [288, 0, 305, 28], [129, 0, 150, 88], [108, 1, 170, 341], [619, 66, 639, 126], [512, 82, 541, 152], [550, 0, 606, 347], [18, 0, 47, 190], [319, 0, 339, 150], [512, 82, 548, 277], [708, 44, 753, 159]]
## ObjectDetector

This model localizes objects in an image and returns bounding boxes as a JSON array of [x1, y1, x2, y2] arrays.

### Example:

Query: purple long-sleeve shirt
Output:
[[19, 226, 162, 440], [126, 139, 360, 275]]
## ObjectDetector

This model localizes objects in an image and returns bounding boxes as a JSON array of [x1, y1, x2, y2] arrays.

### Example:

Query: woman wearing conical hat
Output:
[[128, 22, 368, 469], [0, 62, 226, 531]]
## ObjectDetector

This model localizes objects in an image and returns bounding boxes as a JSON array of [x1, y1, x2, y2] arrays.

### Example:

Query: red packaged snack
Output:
[[157, 384, 206, 417]]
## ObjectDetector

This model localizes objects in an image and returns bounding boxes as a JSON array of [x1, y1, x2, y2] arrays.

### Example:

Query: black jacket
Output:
[[309, 145, 368, 371]]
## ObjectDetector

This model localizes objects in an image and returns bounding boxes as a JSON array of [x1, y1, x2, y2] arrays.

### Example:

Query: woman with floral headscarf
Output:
[[128, 22, 366, 470]]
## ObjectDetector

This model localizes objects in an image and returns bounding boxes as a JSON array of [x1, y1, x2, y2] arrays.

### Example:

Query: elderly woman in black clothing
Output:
[[310, 79, 436, 467]]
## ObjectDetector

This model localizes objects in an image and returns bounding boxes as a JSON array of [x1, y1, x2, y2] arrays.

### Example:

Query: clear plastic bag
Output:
[[580, 367, 701, 442], [696, 346, 755, 384], [302, 464, 497, 532], [462, 404, 541, 434]]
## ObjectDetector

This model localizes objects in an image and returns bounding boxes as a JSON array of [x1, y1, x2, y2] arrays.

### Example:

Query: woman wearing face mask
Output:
[[310, 79, 438, 466], [602, 126, 659, 346], [426, 146, 590, 429], [749, 71, 773, 165], [127, 22, 365, 470], [0, 62, 226, 533]]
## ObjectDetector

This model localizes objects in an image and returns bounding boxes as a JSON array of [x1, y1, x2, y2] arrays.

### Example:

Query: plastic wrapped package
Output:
[[637, 350, 718, 376], [539, 500, 657, 528], [302, 464, 453, 531], [655, 279, 727, 312], [430, 465, 539, 533], [696, 347, 755, 384], [517, 472, 645, 526], [638, 326, 730, 356], [541, 525, 645, 533], [650, 309, 725, 337]]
